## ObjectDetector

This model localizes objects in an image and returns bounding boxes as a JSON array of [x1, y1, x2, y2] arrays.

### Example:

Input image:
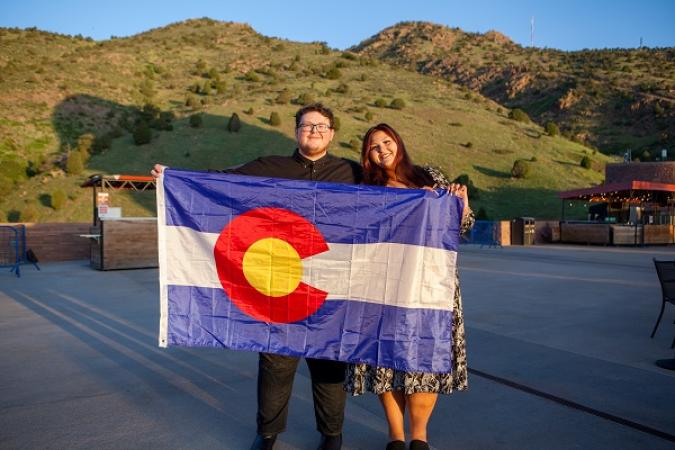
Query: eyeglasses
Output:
[[297, 123, 332, 133]]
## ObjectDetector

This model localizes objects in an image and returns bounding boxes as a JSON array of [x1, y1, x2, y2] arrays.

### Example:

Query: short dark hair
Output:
[[295, 103, 334, 129]]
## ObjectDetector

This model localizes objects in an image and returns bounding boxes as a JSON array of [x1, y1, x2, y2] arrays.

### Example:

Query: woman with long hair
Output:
[[344, 123, 474, 450]]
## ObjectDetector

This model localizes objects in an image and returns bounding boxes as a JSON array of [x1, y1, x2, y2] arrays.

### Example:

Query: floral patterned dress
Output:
[[344, 167, 475, 396]]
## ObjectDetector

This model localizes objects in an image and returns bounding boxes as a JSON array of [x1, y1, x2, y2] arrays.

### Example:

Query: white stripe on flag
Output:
[[162, 225, 456, 311], [157, 175, 169, 347]]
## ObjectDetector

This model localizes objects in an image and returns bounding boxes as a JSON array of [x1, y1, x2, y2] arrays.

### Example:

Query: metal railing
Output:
[[0, 225, 21, 277]]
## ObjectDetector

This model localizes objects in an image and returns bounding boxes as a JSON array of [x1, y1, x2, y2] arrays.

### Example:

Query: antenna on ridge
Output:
[[530, 16, 535, 47]]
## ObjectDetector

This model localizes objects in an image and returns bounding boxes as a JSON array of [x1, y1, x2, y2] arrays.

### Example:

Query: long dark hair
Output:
[[360, 123, 428, 187]]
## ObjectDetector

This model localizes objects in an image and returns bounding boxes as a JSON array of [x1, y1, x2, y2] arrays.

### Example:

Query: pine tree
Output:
[[228, 113, 241, 132], [133, 123, 152, 145], [189, 114, 203, 128], [66, 151, 84, 174]]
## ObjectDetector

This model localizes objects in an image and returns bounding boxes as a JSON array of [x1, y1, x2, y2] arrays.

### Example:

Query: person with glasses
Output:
[[343, 123, 474, 450], [151, 103, 361, 450]]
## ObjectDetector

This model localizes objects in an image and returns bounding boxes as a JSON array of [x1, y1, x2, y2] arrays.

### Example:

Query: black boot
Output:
[[386, 440, 406, 450], [250, 434, 277, 450], [409, 439, 430, 450], [317, 433, 342, 450]]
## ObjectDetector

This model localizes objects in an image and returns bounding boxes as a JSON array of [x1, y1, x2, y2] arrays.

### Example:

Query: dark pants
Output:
[[256, 353, 346, 436]]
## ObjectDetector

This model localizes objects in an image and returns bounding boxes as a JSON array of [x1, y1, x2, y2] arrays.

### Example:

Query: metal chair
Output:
[[651, 259, 675, 348]]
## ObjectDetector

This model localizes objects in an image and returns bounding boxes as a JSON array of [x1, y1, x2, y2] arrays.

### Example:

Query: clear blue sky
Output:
[[2, 0, 674, 51]]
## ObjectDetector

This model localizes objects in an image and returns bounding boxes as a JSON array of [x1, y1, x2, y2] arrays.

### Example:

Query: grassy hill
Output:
[[351, 21, 675, 157], [0, 18, 614, 223]]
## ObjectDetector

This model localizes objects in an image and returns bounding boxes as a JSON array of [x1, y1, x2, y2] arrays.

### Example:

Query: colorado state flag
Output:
[[157, 169, 463, 373]]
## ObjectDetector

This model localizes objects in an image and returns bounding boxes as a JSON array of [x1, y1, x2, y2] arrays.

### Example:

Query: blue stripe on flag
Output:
[[166, 285, 453, 374], [162, 169, 462, 251]]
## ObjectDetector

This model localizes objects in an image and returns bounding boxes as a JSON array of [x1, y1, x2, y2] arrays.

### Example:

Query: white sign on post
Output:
[[98, 206, 122, 219]]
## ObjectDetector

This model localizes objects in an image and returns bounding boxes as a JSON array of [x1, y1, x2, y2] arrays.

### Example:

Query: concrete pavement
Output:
[[1, 244, 674, 449]]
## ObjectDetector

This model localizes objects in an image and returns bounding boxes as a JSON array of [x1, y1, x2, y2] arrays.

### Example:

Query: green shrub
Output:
[[156, 111, 175, 131], [201, 81, 212, 95], [244, 107, 254, 115], [476, 207, 489, 220], [545, 121, 560, 136], [185, 95, 200, 109], [21, 205, 38, 222], [390, 98, 406, 110], [77, 133, 95, 161], [511, 159, 530, 178], [332, 117, 341, 132], [365, 111, 374, 121], [509, 108, 530, 122], [296, 92, 315, 106], [319, 43, 330, 55], [349, 139, 360, 151], [26, 157, 45, 178], [51, 189, 66, 210], [133, 123, 152, 145], [335, 83, 349, 94], [244, 71, 260, 82], [189, 82, 201, 94], [228, 113, 241, 132], [66, 151, 84, 174], [139, 79, 155, 100], [275, 90, 292, 104], [141, 103, 160, 121], [189, 113, 203, 128], [269, 112, 281, 126], [374, 98, 387, 108], [325, 67, 341, 79], [580, 156, 592, 168], [214, 81, 227, 94]]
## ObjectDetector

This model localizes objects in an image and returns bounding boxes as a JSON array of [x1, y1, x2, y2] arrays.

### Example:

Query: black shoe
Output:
[[317, 433, 342, 450], [409, 440, 430, 450], [250, 434, 277, 450], [386, 440, 406, 450]]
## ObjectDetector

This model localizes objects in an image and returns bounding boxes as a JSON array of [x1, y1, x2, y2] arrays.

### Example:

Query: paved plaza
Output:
[[1, 244, 674, 449]]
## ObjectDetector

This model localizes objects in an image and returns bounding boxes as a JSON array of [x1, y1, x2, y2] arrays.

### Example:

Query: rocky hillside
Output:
[[351, 21, 675, 157], [0, 19, 612, 222]]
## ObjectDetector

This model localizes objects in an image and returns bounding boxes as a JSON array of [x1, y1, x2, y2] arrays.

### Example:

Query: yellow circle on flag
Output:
[[242, 237, 303, 297]]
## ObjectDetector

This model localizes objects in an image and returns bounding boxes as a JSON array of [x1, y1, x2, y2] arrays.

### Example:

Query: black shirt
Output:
[[227, 149, 362, 184]]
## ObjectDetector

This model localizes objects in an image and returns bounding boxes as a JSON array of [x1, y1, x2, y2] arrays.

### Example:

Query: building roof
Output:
[[559, 180, 675, 200]]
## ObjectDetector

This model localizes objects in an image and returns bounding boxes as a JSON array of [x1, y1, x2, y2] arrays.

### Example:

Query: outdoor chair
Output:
[[651, 259, 675, 348]]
